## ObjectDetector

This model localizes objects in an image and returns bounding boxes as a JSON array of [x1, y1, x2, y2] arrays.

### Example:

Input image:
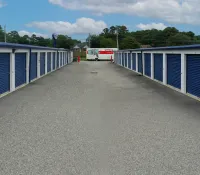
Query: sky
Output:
[[0, 0, 200, 41]]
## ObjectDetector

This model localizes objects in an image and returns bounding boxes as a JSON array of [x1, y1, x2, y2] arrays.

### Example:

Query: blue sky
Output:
[[0, 0, 200, 40]]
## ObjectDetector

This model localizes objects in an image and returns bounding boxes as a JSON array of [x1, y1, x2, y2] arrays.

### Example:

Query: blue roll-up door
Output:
[[186, 54, 200, 97], [144, 53, 151, 77], [40, 53, 45, 76], [128, 53, 131, 69], [47, 52, 51, 73], [57, 53, 59, 68], [0, 53, 10, 94], [30, 53, 37, 81], [132, 53, 136, 71], [15, 53, 26, 88], [53, 53, 56, 70], [154, 54, 163, 82], [124, 53, 127, 67], [122, 53, 125, 66], [138, 53, 142, 73], [167, 54, 181, 89]]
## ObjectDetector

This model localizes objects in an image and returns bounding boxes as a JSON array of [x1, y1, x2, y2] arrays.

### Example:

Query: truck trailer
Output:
[[86, 48, 118, 61]]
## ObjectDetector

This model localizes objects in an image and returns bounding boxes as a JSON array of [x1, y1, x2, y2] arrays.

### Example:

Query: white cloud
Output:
[[18, 30, 49, 38], [137, 23, 167, 30], [26, 17, 107, 35], [0, 0, 6, 7], [48, 0, 200, 25], [27, 18, 107, 35]]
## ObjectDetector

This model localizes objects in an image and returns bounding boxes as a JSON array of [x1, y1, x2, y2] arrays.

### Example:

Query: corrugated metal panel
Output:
[[122, 53, 125, 66], [53, 53, 56, 70], [167, 54, 181, 89], [15, 53, 26, 87], [154, 54, 163, 82], [47, 52, 51, 72], [0, 53, 10, 94], [186, 54, 200, 97], [40, 52, 45, 76], [138, 53, 142, 73], [124, 53, 127, 67], [57, 53, 59, 68], [30, 53, 37, 81], [144, 53, 151, 77], [132, 53, 136, 71], [128, 53, 131, 69]]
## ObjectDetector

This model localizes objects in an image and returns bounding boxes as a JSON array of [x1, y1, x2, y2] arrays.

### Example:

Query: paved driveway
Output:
[[1, 62, 200, 175]]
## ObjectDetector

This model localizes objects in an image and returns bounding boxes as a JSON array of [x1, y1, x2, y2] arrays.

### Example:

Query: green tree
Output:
[[0, 25, 5, 42], [167, 33, 192, 46], [120, 36, 140, 49], [100, 37, 115, 48]]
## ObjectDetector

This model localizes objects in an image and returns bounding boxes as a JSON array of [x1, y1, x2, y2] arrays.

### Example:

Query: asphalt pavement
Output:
[[1, 61, 200, 175]]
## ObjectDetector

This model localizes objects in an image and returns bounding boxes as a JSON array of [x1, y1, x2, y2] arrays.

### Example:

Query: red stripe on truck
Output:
[[98, 51, 114, 54]]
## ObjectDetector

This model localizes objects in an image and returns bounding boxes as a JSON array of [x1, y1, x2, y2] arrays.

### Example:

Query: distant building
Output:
[[73, 43, 89, 52], [73, 43, 89, 57]]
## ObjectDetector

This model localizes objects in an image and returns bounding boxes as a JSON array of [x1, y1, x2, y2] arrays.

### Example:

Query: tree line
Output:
[[88, 26, 200, 49], [0, 25, 80, 49], [1, 24, 200, 50]]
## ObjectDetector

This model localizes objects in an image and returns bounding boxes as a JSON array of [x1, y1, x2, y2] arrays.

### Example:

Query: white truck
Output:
[[86, 48, 118, 61]]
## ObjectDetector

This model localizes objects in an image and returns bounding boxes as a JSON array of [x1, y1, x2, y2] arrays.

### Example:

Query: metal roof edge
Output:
[[0, 42, 69, 51], [118, 44, 200, 52]]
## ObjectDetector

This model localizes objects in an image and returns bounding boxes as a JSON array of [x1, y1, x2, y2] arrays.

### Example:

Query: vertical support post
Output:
[[136, 53, 138, 72], [151, 53, 154, 79], [131, 52, 133, 70], [126, 53, 128, 68], [163, 53, 167, 85], [59, 52, 61, 67], [55, 52, 57, 69], [142, 52, 145, 75], [181, 53, 186, 93], [51, 52, 53, 71], [10, 52, 15, 92], [120, 52, 122, 65], [37, 52, 40, 78], [45, 52, 47, 74], [26, 51, 30, 84]]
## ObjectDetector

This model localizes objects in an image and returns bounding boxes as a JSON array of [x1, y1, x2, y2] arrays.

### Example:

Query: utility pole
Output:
[[4, 25, 7, 43], [115, 30, 119, 49]]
